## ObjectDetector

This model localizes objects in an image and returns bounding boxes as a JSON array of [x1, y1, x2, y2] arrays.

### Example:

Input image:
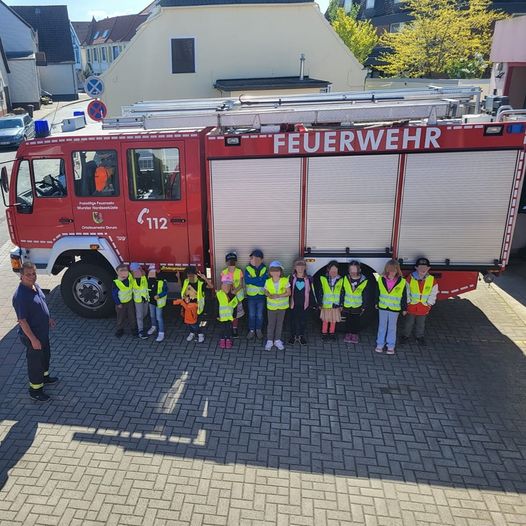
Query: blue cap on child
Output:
[[269, 260, 284, 270], [129, 262, 141, 271]]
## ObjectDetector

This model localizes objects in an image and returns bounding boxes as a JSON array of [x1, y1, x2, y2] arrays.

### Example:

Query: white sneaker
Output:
[[156, 332, 164, 342], [186, 333, 195, 342], [147, 326, 157, 336], [274, 340, 285, 351], [198, 333, 205, 343], [264, 340, 273, 351]]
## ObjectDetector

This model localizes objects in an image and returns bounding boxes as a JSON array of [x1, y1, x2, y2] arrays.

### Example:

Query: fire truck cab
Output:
[[3, 88, 526, 318], [4, 129, 208, 317]]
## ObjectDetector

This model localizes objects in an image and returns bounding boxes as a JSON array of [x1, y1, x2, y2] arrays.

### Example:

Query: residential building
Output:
[[71, 21, 91, 82], [101, 0, 366, 117], [489, 16, 526, 253], [0, 1, 41, 109], [140, 0, 161, 15], [72, 15, 148, 77], [0, 38, 9, 115], [12, 5, 78, 101], [489, 16, 526, 111], [70, 22, 86, 80]]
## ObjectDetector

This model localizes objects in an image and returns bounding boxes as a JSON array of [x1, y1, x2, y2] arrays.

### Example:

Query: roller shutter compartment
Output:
[[397, 150, 519, 266], [306, 155, 399, 253], [210, 158, 301, 278]]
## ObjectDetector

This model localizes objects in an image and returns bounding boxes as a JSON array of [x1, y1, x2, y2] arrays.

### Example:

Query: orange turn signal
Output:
[[10, 256, 22, 271]]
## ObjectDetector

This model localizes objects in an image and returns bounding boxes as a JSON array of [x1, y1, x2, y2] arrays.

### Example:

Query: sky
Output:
[[6, 0, 330, 21]]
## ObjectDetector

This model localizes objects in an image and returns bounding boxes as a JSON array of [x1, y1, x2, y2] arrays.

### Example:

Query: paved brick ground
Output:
[[1, 244, 526, 525]]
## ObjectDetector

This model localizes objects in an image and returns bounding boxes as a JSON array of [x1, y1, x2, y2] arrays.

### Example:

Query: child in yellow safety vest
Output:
[[130, 262, 149, 340], [221, 252, 245, 338], [316, 260, 344, 341], [216, 275, 239, 349], [375, 259, 408, 355], [263, 261, 291, 351], [178, 265, 213, 343], [400, 257, 438, 347], [112, 263, 137, 337], [146, 264, 168, 343], [342, 260, 373, 345]]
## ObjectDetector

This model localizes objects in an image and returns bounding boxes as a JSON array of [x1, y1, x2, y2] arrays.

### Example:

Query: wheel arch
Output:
[[46, 236, 121, 274]]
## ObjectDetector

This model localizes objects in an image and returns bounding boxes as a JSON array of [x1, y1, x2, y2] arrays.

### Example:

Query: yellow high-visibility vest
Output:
[[408, 275, 434, 305], [320, 275, 343, 309], [377, 277, 405, 312], [182, 279, 205, 314], [113, 278, 133, 304], [216, 290, 239, 321], [221, 267, 244, 301], [265, 277, 289, 310], [155, 280, 167, 309], [245, 265, 267, 296], [343, 276, 368, 308], [132, 275, 149, 303]]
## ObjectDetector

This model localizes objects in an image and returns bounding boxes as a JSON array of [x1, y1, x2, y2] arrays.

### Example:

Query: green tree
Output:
[[325, 0, 340, 23], [378, 0, 506, 78], [331, 7, 378, 64]]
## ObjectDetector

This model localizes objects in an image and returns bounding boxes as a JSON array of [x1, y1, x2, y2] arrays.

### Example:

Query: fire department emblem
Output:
[[92, 211, 104, 224]]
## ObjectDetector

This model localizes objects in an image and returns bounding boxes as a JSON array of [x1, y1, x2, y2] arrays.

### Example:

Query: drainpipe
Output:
[[299, 54, 305, 81]]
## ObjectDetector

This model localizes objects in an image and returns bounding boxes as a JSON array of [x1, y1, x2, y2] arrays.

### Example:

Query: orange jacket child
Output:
[[173, 299, 198, 325]]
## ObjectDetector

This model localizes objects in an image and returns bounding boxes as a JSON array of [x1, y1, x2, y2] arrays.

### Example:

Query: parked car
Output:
[[40, 90, 53, 105], [0, 114, 35, 148]]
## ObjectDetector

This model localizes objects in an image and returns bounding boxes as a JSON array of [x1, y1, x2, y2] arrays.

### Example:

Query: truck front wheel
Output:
[[61, 262, 115, 318]]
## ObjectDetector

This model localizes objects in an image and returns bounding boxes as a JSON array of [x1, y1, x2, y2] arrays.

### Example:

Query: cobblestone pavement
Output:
[[1, 242, 525, 525]]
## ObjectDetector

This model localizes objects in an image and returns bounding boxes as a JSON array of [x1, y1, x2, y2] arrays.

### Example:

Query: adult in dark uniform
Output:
[[12, 262, 58, 402]]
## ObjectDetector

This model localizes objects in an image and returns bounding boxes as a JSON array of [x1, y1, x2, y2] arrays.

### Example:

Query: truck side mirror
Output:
[[1, 166, 8, 193]]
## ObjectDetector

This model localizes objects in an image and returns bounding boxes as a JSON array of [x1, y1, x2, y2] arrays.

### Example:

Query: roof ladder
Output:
[[102, 86, 482, 131]]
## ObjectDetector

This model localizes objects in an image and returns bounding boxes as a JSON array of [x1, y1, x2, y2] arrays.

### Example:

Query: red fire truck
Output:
[[2, 87, 525, 318]]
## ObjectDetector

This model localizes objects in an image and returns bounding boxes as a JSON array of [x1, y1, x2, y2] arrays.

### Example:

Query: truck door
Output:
[[70, 145, 129, 261], [122, 143, 189, 265], [11, 157, 74, 254]]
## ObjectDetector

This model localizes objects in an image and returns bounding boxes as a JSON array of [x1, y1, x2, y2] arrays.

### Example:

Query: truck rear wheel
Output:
[[61, 262, 115, 318]]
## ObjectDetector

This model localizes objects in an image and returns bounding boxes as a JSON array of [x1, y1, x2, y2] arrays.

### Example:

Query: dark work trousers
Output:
[[219, 320, 233, 339], [346, 308, 366, 334], [289, 304, 307, 336], [403, 313, 427, 338], [21, 335, 50, 390], [115, 301, 137, 332], [188, 322, 200, 334]]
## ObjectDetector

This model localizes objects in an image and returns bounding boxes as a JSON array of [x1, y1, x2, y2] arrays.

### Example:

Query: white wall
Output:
[[0, 55, 8, 115], [7, 58, 40, 104], [102, 3, 365, 116], [0, 4, 36, 53], [38, 64, 77, 96]]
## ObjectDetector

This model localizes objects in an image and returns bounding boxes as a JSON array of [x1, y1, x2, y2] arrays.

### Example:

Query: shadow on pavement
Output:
[[1, 287, 526, 493], [494, 256, 526, 306]]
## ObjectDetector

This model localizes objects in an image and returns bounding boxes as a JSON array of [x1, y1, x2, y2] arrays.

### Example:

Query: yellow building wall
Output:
[[101, 3, 365, 116]]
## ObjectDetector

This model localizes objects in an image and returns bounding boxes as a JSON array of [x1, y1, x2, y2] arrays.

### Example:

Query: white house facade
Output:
[[101, 0, 366, 117]]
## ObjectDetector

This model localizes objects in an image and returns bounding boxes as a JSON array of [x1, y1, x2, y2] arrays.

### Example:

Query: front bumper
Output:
[[0, 136, 23, 147]]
